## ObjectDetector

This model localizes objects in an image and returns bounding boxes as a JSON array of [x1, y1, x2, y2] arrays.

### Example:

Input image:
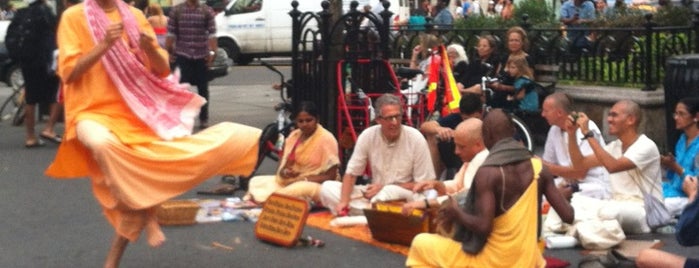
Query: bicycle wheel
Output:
[[11, 86, 25, 126], [0, 86, 21, 122], [511, 114, 534, 152]]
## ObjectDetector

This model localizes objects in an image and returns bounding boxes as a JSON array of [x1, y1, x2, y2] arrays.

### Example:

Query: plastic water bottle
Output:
[[344, 64, 352, 95], [274, 134, 284, 151]]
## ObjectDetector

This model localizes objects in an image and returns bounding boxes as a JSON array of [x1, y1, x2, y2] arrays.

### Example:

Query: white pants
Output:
[[319, 180, 421, 216], [545, 195, 650, 236]]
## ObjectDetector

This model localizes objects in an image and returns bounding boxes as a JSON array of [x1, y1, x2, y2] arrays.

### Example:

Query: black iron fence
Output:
[[391, 14, 697, 91], [289, 0, 698, 133]]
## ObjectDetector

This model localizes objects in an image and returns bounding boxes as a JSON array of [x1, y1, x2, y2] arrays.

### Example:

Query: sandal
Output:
[[40, 133, 62, 143], [25, 139, 46, 148]]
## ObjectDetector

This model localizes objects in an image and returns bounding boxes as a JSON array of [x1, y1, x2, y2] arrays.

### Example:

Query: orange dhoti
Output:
[[46, 120, 260, 241]]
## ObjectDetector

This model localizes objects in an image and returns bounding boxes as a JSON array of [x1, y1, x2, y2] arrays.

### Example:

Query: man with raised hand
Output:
[[568, 100, 663, 234]]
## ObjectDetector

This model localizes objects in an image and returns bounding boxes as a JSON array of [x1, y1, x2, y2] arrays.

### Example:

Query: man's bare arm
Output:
[[585, 137, 638, 173], [567, 125, 600, 170], [540, 167, 574, 223], [543, 160, 587, 180]]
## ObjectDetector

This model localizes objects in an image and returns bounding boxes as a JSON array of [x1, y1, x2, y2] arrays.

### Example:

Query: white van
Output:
[[215, 0, 409, 65]]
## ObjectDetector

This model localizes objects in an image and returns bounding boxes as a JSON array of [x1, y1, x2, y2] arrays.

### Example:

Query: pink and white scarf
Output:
[[84, 0, 205, 140]]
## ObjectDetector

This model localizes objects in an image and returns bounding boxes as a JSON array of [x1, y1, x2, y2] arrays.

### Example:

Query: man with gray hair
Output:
[[320, 94, 436, 216], [541, 92, 610, 200]]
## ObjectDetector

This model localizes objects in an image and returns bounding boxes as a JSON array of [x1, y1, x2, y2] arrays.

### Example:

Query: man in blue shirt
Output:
[[560, 0, 595, 55], [432, 0, 453, 28]]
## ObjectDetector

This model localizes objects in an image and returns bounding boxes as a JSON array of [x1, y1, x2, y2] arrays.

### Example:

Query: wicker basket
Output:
[[156, 200, 200, 226]]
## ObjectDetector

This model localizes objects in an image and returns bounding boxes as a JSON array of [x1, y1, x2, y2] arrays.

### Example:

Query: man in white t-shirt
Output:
[[319, 94, 436, 216], [541, 93, 610, 200], [568, 100, 663, 234]]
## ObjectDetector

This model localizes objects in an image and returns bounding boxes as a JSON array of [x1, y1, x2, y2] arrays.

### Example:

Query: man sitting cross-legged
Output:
[[406, 109, 574, 267], [402, 117, 488, 213], [420, 92, 483, 180], [319, 94, 436, 216], [567, 100, 663, 234]]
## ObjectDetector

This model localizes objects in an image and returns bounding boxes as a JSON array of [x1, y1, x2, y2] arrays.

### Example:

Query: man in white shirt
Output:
[[320, 94, 436, 216], [541, 92, 610, 200], [568, 100, 663, 234], [403, 118, 488, 213]]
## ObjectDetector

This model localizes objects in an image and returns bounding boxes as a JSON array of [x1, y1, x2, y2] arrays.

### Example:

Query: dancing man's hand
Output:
[[104, 22, 124, 48], [138, 32, 157, 52]]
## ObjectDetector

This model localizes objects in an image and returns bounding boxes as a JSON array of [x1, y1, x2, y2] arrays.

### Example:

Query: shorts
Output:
[[686, 258, 699, 268], [21, 64, 59, 105]]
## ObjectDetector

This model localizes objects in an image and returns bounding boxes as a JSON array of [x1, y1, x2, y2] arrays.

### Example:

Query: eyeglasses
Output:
[[378, 114, 402, 122]]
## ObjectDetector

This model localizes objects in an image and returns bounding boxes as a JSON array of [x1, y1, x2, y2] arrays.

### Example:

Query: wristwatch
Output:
[[581, 131, 595, 141]]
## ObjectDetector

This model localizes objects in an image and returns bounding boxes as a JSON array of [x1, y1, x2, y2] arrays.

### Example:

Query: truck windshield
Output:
[[227, 0, 262, 15]]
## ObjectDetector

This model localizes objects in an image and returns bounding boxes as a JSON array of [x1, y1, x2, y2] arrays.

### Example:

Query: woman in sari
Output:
[[46, 0, 266, 266], [246, 101, 340, 204]]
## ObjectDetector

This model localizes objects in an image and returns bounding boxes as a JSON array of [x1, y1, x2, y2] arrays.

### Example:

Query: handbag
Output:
[[632, 172, 672, 230], [676, 190, 699, 246]]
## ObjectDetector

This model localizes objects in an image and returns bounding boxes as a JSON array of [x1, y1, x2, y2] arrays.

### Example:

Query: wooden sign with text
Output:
[[254, 193, 309, 247]]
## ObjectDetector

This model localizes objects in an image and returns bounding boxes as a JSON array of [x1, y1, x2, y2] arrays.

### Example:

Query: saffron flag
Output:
[[425, 45, 461, 116]]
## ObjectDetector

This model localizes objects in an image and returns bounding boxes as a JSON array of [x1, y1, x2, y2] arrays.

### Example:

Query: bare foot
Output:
[[145, 216, 166, 247]]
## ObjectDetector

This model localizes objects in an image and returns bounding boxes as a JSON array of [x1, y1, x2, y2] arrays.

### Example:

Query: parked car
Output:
[[208, 47, 230, 81]]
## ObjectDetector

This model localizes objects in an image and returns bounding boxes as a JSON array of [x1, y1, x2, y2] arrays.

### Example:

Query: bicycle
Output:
[[0, 83, 25, 126], [480, 64, 534, 152], [395, 66, 427, 126], [217, 61, 294, 192]]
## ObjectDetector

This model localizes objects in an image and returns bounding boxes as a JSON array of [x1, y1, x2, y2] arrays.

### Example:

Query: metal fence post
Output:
[[319, 1, 335, 133], [643, 13, 657, 91], [693, 0, 699, 52], [379, 1, 393, 59]]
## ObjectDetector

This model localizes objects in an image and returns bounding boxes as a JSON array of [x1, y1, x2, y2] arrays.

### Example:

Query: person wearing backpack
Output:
[[5, 0, 62, 147], [165, 0, 217, 130]]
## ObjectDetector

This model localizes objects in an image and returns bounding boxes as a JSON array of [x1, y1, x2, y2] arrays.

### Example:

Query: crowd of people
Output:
[[8, 0, 698, 267]]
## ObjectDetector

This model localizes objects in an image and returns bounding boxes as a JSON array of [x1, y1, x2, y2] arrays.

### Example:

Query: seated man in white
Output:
[[320, 94, 436, 216], [540, 92, 610, 199], [568, 100, 663, 234], [403, 118, 488, 212]]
